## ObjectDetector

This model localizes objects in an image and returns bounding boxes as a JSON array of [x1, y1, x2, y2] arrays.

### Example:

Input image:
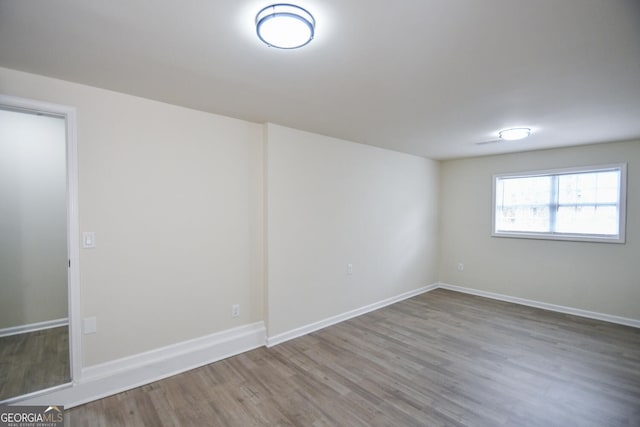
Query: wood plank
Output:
[[67, 290, 640, 426], [0, 326, 70, 400]]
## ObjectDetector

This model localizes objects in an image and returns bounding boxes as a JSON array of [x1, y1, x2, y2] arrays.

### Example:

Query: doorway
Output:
[[0, 95, 80, 402]]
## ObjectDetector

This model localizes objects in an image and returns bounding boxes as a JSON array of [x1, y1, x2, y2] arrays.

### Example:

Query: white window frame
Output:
[[492, 163, 627, 244]]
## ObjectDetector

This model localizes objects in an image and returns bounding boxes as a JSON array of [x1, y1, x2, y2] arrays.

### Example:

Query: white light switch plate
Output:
[[83, 232, 96, 248]]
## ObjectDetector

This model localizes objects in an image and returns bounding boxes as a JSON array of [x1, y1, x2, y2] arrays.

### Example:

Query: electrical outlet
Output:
[[457, 263, 464, 272], [232, 304, 240, 318], [84, 317, 97, 334], [347, 263, 353, 275]]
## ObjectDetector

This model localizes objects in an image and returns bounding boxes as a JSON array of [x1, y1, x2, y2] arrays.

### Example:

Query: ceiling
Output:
[[1, 0, 639, 159]]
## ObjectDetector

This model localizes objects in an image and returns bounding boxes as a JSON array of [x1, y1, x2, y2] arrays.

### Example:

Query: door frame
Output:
[[0, 94, 82, 389]]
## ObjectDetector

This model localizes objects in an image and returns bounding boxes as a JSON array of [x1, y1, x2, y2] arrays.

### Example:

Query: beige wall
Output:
[[0, 110, 68, 329], [265, 124, 440, 336], [3, 64, 636, 375], [0, 67, 440, 368], [439, 140, 640, 320], [0, 67, 264, 366]]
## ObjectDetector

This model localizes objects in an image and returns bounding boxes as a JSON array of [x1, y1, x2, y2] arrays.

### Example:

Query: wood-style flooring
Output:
[[0, 326, 70, 401], [67, 290, 640, 426]]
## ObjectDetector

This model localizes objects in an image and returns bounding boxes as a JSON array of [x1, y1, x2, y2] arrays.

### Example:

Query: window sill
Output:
[[491, 231, 625, 244]]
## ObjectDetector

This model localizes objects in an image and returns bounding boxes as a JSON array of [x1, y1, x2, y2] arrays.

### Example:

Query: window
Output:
[[492, 164, 627, 243]]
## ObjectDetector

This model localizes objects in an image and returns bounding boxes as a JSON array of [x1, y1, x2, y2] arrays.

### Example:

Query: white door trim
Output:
[[0, 94, 83, 387]]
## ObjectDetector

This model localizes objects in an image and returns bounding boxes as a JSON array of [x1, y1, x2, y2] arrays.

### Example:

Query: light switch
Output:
[[83, 232, 96, 248]]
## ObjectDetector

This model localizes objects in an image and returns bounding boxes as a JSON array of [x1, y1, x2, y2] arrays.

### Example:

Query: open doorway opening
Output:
[[0, 95, 80, 403]]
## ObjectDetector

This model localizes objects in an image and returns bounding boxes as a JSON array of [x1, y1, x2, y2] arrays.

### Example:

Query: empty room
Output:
[[0, 1, 639, 426]]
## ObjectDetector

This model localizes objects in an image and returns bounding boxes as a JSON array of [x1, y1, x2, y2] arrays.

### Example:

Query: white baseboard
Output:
[[0, 318, 68, 338], [266, 283, 440, 347], [0, 382, 73, 406], [15, 321, 266, 408], [438, 283, 640, 329], [12, 282, 637, 409]]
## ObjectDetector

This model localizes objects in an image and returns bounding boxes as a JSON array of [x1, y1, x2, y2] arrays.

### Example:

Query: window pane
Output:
[[495, 176, 551, 233], [558, 171, 619, 205], [496, 205, 550, 232], [556, 205, 618, 235], [498, 176, 551, 206], [595, 172, 620, 204]]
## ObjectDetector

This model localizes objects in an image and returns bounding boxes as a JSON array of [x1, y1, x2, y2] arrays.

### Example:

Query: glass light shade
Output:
[[256, 4, 315, 49], [499, 128, 531, 141]]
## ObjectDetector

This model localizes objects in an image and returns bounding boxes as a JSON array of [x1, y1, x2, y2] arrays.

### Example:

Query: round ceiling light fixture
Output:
[[256, 4, 315, 49], [498, 127, 532, 141]]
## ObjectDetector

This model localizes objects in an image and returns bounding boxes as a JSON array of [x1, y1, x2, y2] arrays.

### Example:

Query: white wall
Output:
[[6, 63, 635, 384], [439, 140, 640, 320], [0, 109, 68, 329], [0, 67, 440, 371], [265, 124, 440, 336], [0, 67, 264, 366]]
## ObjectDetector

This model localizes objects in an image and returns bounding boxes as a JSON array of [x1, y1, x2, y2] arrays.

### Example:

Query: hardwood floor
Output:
[[67, 290, 640, 426], [0, 326, 70, 401]]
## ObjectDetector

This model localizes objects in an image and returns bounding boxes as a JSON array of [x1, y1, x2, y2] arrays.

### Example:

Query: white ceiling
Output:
[[1, 0, 639, 159]]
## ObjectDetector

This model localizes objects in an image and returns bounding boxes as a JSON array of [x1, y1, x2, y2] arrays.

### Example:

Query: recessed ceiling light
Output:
[[256, 4, 315, 49], [498, 128, 531, 141]]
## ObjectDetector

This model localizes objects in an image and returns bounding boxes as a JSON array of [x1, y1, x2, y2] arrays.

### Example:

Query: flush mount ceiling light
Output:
[[256, 4, 315, 49], [498, 127, 531, 141]]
